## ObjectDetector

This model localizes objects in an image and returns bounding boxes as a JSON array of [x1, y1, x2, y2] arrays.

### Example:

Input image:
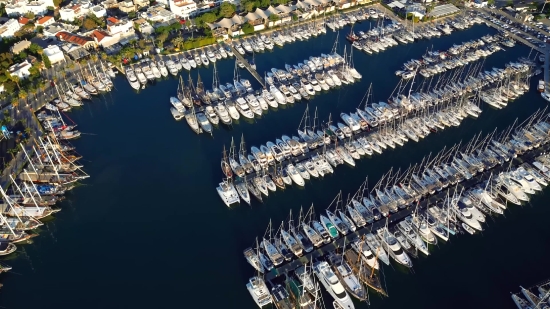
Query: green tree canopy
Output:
[[268, 14, 280, 21], [219, 2, 236, 18], [242, 23, 254, 34]]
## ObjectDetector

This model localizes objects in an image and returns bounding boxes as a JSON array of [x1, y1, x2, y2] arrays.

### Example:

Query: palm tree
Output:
[[7, 148, 17, 160], [18, 89, 27, 108], [172, 37, 185, 50], [11, 97, 19, 110], [8, 73, 20, 91]]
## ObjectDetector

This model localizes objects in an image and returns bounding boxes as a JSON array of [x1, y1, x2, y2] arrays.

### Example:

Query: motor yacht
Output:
[[246, 277, 272, 308], [376, 228, 413, 268], [313, 261, 355, 309]]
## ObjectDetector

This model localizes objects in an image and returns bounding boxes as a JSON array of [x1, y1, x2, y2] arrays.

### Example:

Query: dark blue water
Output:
[[1, 22, 550, 309]]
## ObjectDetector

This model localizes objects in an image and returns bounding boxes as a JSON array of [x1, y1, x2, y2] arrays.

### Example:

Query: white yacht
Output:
[[236, 97, 255, 119], [125, 67, 141, 90], [216, 180, 239, 207], [286, 163, 305, 186], [170, 97, 186, 113], [246, 277, 272, 308], [364, 233, 390, 265], [453, 205, 482, 231], [313, 261, 355, 309], [376, 228, 413, 268], [351, 240, 379, 270]]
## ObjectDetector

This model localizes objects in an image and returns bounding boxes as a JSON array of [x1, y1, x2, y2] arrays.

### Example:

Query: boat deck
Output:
[[264, 141, 550, 281]]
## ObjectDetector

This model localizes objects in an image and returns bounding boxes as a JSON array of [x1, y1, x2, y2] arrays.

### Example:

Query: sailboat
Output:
[[229, 137, 245, 177], [185, 105, 202, 134], [238, 135, 254, 174], [221, 145, 232, 178]]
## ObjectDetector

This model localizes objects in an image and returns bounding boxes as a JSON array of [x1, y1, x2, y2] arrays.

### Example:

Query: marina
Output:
[[2, 6, 550, 309], [243, 109, 550, 306], [217, 57, 533, 206]]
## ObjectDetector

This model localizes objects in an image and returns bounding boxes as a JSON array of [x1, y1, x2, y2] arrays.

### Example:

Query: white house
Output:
[[134, 18, 154, 35], [169, 0, 197, 19], [143, 5, 176, 22], [90, 5, 106, 18], [0, 19, 22, 38], [5, 0, 53, 16], [36, 16, 56, 27], [43, 45, 65, 64], [106, 17, 134, 36], [59, 1, 92, 22], [8, 60, 32, 79]]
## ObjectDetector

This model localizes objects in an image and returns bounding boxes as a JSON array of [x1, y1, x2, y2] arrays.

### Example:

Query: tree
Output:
[[83, 17, 99, 30], [28, 43, 42, 55], [7, 148, 17, 160], [128, 11, 136, 19], [18, 89, 27, 105], [156, 31, 169, 48], [219, 2, 236, 18], [10, 97, 18, 109], [53, 0, 62, 7], [243, 0, 255, 12], [8, 73, 20, 91], [172, 37, 184, 50], [24, 12, 35, 19], [242, 23, 254, 34], [292, 14, 298, 21], [269, 14, 280, 22], [42, 54, 52, 68], [259, 0, 270, 8]]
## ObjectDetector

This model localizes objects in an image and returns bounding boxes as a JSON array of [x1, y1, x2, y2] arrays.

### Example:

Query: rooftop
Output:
[[55, 31, 94, 46], [37, 16, 53, 25]]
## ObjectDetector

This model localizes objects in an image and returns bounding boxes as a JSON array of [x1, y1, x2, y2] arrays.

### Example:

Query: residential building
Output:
[[5, 0, 53, 16], [101, 0, 119, 9], [36, 16, 56, 27], [142, 5, 175, 22], [43, 22, 79, 37], [133, 0, 149, 8], [0, 19, 22, 38], [118, 0, 136, 12], [106, 17, 134, 36], [90, 29, 118, 47], [134, 18, 154, 35], [55, 31, 97, 48], [169, 0, 197, 19], [8, 60, 32, 79], [10, 39, 31, 54], [59, 0, 93, 22], [43, 45, 65, 64], [90, 5, 107, 17], [17, 16, 30, 26]]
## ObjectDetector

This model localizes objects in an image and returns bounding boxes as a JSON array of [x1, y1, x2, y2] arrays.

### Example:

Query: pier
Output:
[[475, 9, 544, 54], [264, 141, 550, 281], [228, 44, 265, 88]]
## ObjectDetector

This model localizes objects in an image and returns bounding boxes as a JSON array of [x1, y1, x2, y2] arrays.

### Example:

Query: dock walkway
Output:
[[228, 44, 265, 88], [264, 141, 550, 281], [241, 95, 473, 180]]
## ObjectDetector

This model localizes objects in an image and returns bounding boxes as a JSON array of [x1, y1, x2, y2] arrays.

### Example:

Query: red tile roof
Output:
[[90, 30, 110, 42], [18, 17, 30, 25], [37, 16, 53, 25], [107, 17, 119, 25], [55, 31, 94, 46]]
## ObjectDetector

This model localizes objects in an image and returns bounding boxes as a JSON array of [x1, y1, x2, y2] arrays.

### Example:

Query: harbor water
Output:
[[2, 21, 550, 309]]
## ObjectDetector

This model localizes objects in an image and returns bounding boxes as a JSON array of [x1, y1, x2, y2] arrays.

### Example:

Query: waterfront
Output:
[[1, 20, 550, 309]]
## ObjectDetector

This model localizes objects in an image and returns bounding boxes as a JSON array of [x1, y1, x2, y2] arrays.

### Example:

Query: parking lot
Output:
[[475, 9, 548, 50]]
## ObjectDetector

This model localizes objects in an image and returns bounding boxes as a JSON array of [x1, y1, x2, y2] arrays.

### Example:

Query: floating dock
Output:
[[264, 141, 550, 281], [228, 44, 265, 88]]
